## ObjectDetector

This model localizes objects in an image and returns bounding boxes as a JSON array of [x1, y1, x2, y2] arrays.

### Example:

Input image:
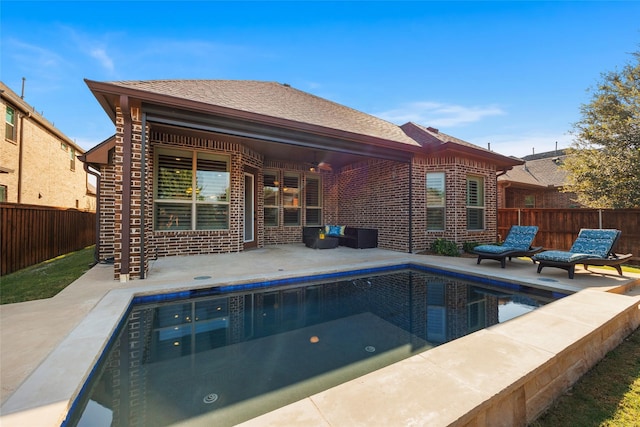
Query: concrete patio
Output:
[[1, 245, 639, 426]]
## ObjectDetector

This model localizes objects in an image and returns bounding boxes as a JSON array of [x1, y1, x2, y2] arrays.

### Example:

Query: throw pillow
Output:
[[327, 225, 342, 236]]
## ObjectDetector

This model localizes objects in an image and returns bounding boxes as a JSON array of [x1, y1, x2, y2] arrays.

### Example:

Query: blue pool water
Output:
[[66, 265, 567, 426]]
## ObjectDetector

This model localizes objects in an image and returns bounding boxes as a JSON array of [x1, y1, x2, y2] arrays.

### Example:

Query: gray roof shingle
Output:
[[499, 154, 569, 187], [106, 80, 421, 146]]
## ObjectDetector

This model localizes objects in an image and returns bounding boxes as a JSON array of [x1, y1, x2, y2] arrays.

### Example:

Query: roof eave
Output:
[[84, 79, 421, 154], [424, 141, 523, 171], [79, 135, 116, 166]]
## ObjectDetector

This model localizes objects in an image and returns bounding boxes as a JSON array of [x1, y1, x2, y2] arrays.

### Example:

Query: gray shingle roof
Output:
[[499, 154, 569, 187], [402, 122, 490, 151], [106, 80, 421, 147]]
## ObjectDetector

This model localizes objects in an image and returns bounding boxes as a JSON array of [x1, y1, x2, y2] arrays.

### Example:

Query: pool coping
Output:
[[1, 247, 639, 426]]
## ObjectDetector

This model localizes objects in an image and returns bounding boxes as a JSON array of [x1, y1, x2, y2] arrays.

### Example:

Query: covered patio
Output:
[[82, 79, 523, 282]]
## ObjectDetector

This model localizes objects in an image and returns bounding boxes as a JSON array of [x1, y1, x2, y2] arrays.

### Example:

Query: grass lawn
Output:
[[531, 325, 640, 427], [0, 246, 95, 304]]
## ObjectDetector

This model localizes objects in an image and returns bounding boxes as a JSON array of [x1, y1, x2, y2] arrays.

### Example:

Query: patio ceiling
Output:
[[146, 105, 413, 170]]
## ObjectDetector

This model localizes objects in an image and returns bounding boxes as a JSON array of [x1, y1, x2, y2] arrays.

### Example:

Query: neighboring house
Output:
[[0, 81, 96, 210], [497, 149, 582, 208], [82, 79, 522, 281]]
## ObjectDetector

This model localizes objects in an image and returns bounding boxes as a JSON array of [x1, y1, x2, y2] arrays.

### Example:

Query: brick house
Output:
[[82, 80, 522, 281], [498, 149, 583, 208], [1, 81, 96, 210]]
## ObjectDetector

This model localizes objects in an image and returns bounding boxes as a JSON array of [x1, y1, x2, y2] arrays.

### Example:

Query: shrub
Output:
[[463, 241, 480, 253], [430, 239, 460, 257]]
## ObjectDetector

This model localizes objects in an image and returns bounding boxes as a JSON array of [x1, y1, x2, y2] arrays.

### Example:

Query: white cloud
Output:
[[373, 101, 506, 127], [54, 25, 120, 75], [90, 48, 114, 73], [4, 38, 68, 81]]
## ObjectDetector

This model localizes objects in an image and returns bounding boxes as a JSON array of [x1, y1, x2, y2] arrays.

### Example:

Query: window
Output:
[[282, 173, 300, 226], [0, 185, 6, 202], [305, 175, 322, 226], [70, 147, 76, 171], [154, 148, 229, 231], [5, 106, 15, 141], [426, 282, 446, 343], [524, 195, 535, 208], [263, 171, 279, 227], [466, 176, 485, 230], [426, 172, 445, 230], [264, 171, 321, 228]]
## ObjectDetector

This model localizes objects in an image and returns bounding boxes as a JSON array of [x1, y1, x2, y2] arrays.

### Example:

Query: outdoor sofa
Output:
[[303, 226, 378, 249], [532, 228, 632, 279], [473, 225, 543, 268]]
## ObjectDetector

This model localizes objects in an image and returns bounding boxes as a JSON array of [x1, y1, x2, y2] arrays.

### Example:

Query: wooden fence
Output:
[[498, 208, 640, 263], [1, 203, 96, 276]]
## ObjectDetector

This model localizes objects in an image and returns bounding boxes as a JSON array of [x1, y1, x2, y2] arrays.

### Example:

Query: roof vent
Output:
[[427, 127, 439, 133]]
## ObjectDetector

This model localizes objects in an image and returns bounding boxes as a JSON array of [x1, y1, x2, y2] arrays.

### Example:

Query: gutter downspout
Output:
[[496, 169, 508, 241], [17, 113, 26, 203], [140, 113, 147, 279], [120, 95, 132, 282]]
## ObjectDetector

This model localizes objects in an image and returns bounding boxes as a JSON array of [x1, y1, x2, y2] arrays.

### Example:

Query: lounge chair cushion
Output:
[[473, 244, 514, 254], [474, 225, 539, 254], [568, 229, 619, 258], [532, 250, 593, 263], [533, 229, 620, 263], [500, 225, 539, 250]]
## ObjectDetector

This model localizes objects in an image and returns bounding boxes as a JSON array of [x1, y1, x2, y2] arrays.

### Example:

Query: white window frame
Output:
[[5, 106, 16, 141], [154, 147, 230, 231], [466, 175, 485, 230], [524, 195, 535, 208], [70, 147, 76, 171], [263, 170, 280, 227], [426, 172, 446, 231], [304, 174, 322, 226], [282, 172, 301, 226]]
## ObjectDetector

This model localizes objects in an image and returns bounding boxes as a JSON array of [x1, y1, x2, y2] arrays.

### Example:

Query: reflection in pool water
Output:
[[68, 267, 565, 427]]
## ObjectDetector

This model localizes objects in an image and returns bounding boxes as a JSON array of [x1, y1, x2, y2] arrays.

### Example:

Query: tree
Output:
[[562, 51, 640, 208]]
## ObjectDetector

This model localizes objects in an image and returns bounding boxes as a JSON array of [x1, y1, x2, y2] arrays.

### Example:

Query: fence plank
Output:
[[499, 208, 639, 264], [0, 203, 96, 276]]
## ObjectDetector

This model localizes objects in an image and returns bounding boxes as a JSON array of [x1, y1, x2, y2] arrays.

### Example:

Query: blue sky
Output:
[[2, 1, 639, 158]]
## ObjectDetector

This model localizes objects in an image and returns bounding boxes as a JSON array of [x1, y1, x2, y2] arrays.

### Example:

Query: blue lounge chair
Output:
[[532, 229, 631, 279], [474, 225, 542, 268]]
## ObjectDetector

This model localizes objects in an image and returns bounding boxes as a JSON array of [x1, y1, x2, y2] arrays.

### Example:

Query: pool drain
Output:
[[365, 346, 376, 353], [203, 393, 219, 404], [352, 278, 372, 290]]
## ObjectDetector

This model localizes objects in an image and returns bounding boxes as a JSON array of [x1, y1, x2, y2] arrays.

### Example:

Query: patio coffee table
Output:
[[306, 236, 339, 249]]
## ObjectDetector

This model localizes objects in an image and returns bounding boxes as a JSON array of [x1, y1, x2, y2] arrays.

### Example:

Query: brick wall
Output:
[[145, 133, 264, 267], [501, 186, 583, 208], [105, 104, 502, 279], [0, 100, 95, 210], [98, 163, 116, 262], [411, 154, 498, 252], [111, 102, 143, 279], [336, 159, 410, 251]]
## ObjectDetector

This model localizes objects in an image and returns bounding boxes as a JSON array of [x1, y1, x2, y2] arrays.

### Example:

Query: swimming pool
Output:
[[66, 265, 567, 426]]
